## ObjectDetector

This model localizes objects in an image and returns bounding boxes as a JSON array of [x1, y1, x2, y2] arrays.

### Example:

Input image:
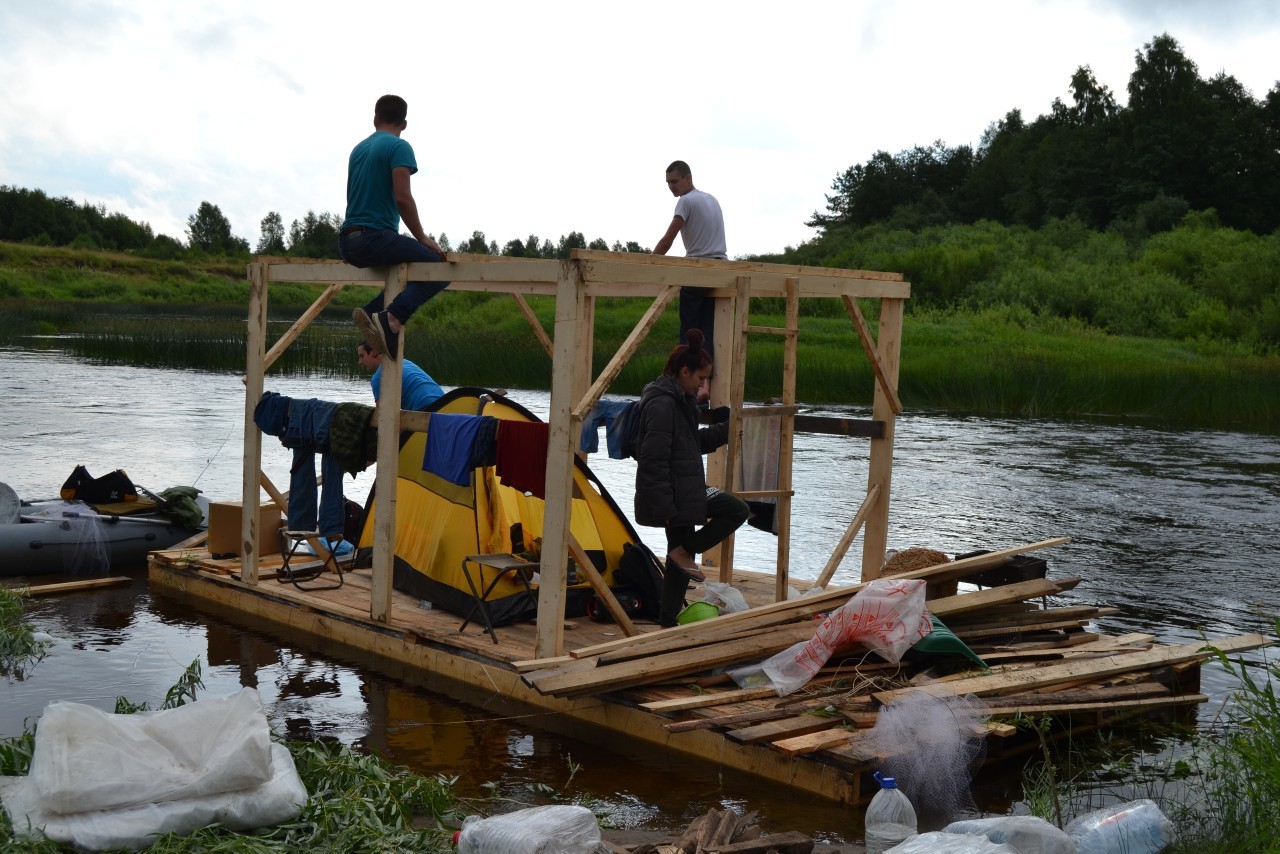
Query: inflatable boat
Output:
[[0, 482, 207, 577]]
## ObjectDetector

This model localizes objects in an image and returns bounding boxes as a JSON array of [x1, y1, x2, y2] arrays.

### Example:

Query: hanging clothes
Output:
[[579, 398, 633, 458], [738, 410, 782, 535], [495, 419, 550, 498], [421, 413, 488, 487], [253, 392, 348, 538]]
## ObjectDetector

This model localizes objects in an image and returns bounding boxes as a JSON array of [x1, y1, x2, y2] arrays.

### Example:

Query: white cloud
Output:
[[0, 0, 1275, 256]]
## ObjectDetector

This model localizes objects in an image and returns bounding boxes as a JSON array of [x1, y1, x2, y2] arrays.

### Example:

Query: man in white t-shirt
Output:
[[653, 160, 727, 357]]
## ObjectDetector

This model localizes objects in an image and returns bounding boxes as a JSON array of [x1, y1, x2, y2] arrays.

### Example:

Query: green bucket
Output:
[[676, 601, 719, 625]]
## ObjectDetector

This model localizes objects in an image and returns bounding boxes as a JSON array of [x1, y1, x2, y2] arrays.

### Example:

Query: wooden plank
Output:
[[570, 285, 677, 421], [985, 694, 1208, 717], [531, 623, 817, 697], [728, 715, 841, 745], [843, 295, 903, 414], [814, 483, 880, 588], [860, 297, 903, 581], [926, 578, 1066, 617], [667, 695, 849, 733], [774, 728, 862, 756], [568, 535, 637, 637], [369, 264, 406, 623], [642, 686, 781, 713], [18, 576, 132, 596], [510, 292, 553, 358], [792, 415, 883, 438], [569, 538, 1072, 662], [240, 263, 268, 585], [873, 633, 1271, 705]]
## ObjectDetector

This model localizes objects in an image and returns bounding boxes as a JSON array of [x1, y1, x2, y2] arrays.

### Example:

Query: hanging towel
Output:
[[422, 413, 484, 486], [495, 420, 550, 498], [738, 410, 782, 535]]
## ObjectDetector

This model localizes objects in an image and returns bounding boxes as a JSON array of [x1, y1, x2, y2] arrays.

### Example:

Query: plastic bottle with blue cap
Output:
[[864, 770, 918, 854]]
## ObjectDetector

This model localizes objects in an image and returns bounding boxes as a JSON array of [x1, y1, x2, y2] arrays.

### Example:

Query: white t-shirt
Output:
[[674, 188, 727, 259]]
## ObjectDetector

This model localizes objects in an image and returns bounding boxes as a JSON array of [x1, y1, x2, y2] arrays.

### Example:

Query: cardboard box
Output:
[[207, 500, 283, 557]]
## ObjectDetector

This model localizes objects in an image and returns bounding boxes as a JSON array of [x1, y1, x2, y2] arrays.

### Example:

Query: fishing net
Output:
[[22, 501, 110, 574], [860, 689, 990, 825], [64, 509, 109, 574]]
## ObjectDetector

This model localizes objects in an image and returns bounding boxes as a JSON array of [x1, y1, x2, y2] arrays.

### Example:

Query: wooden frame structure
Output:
[[237, 250, 908, 660]]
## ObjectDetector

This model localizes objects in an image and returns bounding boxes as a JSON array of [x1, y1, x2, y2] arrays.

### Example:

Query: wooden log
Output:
[[18, 576, 132, 596], [704, 831, 813, 854]]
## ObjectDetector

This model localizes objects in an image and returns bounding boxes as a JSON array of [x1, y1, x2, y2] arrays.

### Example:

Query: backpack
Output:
[[616, 399, 647, 460], [613, 541, 665, 621]]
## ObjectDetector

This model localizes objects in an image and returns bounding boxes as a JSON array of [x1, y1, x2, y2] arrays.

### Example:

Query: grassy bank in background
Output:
[[2, 243, 1277, 433]]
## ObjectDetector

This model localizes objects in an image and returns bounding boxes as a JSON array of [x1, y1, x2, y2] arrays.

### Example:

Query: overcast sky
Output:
[[1, 1, 1276, 258]]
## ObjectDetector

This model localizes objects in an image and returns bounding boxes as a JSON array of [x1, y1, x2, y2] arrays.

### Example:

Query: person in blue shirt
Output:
[[340, 94, 449, 360], [357, 341, 444, 411]]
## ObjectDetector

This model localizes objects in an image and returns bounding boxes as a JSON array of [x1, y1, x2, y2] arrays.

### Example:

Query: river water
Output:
[[2, 344, 1278, 842]]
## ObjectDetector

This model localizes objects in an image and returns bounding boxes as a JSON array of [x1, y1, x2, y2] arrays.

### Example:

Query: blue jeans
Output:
[[339, 229, 449, 323], [579, 398, 632, 458], [290, 446, 346, 539]]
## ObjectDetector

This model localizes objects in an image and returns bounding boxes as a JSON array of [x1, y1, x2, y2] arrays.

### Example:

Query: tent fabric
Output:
[[357, 388, 646, 627]]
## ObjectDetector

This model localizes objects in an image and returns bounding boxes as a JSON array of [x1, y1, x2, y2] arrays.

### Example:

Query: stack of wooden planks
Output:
[[518, 538, 1271, 768]]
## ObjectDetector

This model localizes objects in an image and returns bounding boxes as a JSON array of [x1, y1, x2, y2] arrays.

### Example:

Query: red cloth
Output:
[[495, 420, 550, 498]]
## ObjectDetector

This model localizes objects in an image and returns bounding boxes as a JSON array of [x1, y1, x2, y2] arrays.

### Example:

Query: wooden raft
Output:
[[149, 536, 1270, 804]]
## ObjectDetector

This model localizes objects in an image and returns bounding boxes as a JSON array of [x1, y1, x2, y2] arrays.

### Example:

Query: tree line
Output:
[[808, 34, 1280, 238], [0, 186, 648, 261]]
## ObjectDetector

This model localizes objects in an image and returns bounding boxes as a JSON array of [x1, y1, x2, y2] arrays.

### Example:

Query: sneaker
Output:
[[352, 308, 386, 354], [375, 311, 400, 360]]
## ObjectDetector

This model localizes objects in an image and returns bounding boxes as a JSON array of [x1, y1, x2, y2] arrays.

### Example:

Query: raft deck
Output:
[[148, 539, 1269, 806]]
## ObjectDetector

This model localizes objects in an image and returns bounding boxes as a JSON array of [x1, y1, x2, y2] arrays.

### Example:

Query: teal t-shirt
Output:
[[342, 131, 418, 231]]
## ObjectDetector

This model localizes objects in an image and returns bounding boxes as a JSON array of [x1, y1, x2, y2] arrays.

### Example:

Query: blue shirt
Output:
[[342, 131, 417, 231], [371, 359, 444, 411]]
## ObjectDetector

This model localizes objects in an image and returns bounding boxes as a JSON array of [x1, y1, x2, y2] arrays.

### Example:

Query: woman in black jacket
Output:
[[633, 329, 749, 626]]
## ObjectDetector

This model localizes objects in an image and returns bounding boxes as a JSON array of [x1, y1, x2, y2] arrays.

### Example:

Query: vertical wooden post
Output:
[[535, 260, 586, 658], [369, 265, 406, 622], [708, 276, 751, 580], [240, 263, 268, 585], [774, 277, 799, 602], [860, 297, 904, 582]]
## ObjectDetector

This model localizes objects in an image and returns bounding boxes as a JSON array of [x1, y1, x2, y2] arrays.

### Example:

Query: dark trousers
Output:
[[660, 490, 750, 626], [679, 287, 715, 355], [338, 229, 449, 324]]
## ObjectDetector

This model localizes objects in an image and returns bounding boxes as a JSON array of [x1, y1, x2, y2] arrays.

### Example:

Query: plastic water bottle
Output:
[[864, 770, 918, 854], [454, 804, 600, 853]]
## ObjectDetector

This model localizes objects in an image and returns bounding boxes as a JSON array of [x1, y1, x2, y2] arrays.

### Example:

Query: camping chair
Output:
[[276, 529, 349, 591], [459, 553, 538, 643]]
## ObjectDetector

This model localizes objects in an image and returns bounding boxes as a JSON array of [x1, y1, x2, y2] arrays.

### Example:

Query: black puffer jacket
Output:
[[633, 374, 729, 527]]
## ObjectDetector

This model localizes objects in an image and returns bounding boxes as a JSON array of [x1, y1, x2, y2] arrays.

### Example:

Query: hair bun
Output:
[[684, 329, 705, 352]]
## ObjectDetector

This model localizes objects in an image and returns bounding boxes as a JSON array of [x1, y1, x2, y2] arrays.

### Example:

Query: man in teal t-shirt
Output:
[[340, 94, 450, 361], [357, 342, 444, 411]]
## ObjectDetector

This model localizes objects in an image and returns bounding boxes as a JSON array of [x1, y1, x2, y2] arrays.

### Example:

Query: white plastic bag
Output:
[[1066, 799, 1175, 854], [942, 815, 1075, 854], [455, 804, 600, 853], [0, 742, 306, 852], [748, 578, 932, 695], [886, 831, 1018, 852], [29, 688, 273, 814], [701, 581, 749, 614]]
